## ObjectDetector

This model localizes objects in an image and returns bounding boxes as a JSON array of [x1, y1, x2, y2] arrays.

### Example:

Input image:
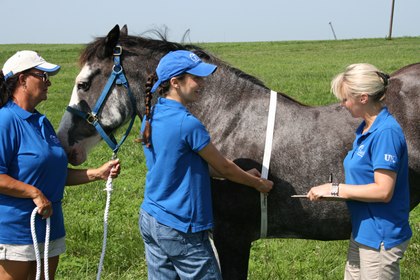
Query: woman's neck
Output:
[[362, 103, 383, 133], [12, 91, 36, 112], [166, 88, 187, 106]]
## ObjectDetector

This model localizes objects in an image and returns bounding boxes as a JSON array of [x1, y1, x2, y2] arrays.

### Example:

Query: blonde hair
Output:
[[331, 63, 389, 102]]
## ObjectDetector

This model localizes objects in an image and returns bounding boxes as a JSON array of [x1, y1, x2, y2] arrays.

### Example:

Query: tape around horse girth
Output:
[[260, 90, 277, 238]]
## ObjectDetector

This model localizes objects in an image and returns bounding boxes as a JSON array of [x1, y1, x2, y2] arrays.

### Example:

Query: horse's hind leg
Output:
[[213, 228, 252, 280]]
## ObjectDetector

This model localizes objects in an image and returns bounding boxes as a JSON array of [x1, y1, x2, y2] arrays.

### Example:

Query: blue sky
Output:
[[1, 0, 418, 44]]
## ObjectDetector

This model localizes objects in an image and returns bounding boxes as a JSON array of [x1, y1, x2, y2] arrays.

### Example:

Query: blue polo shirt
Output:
[[0, 101, 68, 244], [344, 107, 411, 249], [141, 98, 212, 233]]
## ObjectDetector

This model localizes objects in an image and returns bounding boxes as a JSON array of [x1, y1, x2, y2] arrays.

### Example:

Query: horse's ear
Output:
[[120, 25, 128, 37], [101, 25, 120, 58]]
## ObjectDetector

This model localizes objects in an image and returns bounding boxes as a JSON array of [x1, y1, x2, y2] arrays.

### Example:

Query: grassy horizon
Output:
[[1, 36, 420, 279]]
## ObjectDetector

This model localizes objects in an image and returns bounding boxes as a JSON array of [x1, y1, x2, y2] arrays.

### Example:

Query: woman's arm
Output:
[[66, 159, 120, 186], [0, 174, 52, 218], [307, 169, 396, 202], [0, 174, 40, 199], [198, 142, 273, 193]]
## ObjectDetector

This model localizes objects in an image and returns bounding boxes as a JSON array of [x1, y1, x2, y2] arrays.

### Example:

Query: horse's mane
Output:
[[79, 30, 268, 89], [391, 62, 420, 76]]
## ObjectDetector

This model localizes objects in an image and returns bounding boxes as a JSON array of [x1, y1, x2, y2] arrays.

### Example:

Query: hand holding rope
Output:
[[31, 207, 51, 280], [96, 153, 119, 280]]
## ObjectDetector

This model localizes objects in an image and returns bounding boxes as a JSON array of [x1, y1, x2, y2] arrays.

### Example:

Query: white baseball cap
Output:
[[2, 50, 60, 81]]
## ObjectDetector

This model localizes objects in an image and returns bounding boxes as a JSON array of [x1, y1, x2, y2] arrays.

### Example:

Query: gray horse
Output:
[[57, 25, 420, 279]]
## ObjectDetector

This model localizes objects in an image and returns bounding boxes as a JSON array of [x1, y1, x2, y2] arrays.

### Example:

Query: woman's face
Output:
[[340, 92, 365, 119], [23, 70, 51, 104], [173, 74, 205, 105]]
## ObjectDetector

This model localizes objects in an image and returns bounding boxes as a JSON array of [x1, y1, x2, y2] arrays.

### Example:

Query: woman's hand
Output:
[[254, 178, 273, 193], [96, 159, 121, 180], [66, 159, 121, 185], [307, 183, 331, 201], [246, 168, 273, 193], [33, 189, 53, 219]]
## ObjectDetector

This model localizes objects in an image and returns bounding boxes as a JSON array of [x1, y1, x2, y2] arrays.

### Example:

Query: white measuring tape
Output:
[[31, 207, 51, 280], [260, 90, 277, 238]]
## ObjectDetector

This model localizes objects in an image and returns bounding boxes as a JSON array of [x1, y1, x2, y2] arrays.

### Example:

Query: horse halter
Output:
[[66, 44, 137, 154]]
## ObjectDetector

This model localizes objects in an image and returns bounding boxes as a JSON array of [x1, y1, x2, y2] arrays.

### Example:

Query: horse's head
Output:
[[58, 24, 226, 165], [57, 24, 140, 165]]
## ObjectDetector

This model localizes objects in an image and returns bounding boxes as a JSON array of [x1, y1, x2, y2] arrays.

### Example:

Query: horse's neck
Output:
[[191, 75, 270, 124], [192, 73, 305, 161]]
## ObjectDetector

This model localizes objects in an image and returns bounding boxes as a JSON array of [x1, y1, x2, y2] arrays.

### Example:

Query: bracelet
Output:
[[331, 183, 340, 196]]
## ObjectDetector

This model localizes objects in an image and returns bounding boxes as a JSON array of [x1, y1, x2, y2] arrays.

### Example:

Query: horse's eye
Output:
[[77, 82, 90, 91]]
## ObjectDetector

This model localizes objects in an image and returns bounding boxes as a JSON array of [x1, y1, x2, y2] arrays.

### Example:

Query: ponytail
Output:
[[142, 73, 158, 148], [141, 73, 177, 147], [0, 72, 18, 108], [0, 72, 6, 107]]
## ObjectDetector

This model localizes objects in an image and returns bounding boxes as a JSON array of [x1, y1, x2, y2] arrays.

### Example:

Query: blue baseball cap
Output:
[[151, 50, 217, 93]]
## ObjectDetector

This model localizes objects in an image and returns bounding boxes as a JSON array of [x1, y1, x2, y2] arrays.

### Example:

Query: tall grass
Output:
[[1, 36, 419, 279]]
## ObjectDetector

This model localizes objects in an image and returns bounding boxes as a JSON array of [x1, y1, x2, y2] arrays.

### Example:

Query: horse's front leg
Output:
[[213, 227, 253, 280], [211, 159, 261, 280]]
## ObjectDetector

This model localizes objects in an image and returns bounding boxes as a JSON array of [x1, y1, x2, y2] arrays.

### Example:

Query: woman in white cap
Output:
[[0, 50, 121, 279], [139, 50, 273, 279]]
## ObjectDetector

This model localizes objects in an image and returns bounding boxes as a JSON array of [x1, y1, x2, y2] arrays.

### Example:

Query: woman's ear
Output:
[[360, 93, 369, 104], [170, 77, 180, 89], [18, 73, 27, 87]]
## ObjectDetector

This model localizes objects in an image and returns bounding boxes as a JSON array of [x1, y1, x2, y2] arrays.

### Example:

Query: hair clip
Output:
[[375, 71, 390, 86]]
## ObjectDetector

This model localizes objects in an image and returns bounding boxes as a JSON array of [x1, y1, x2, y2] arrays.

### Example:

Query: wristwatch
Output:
[[331, 183, 340, 196]]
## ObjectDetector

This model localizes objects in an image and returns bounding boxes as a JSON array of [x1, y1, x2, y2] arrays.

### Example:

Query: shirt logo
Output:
[[356, 145, 365, 157], [50, 135, 61, 145], [384, 154, 397, 163]]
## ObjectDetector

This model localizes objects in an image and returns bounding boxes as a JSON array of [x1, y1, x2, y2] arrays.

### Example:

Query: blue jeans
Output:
[[139, 210, 222, 280]]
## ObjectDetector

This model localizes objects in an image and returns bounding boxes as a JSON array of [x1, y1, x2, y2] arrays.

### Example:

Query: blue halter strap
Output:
[[66, 44, 137, 154]]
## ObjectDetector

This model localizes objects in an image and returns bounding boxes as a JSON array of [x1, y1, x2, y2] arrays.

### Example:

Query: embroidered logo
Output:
[[50, 135, 61, 145], [189, 53, 200, 62], [384, 154, 397, 163], [356, 145, 365, 157]]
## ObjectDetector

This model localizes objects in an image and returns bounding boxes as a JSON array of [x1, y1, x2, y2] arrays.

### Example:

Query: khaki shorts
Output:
[[0, 237, 66, 261], [345, 235, 410, 280]]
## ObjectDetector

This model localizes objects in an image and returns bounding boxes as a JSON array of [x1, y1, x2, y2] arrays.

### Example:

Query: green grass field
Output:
[[1, 36, 420, 279]]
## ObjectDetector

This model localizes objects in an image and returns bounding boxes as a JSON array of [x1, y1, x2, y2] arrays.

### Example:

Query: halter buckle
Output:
[[113, 46, 122, 56], [86, 113, 99, 124]]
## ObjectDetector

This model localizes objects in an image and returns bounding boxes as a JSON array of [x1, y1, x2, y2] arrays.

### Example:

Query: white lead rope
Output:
[[96, 173, 114, 280], [31, 207, 51, 280], [260, 90, 277, 238]]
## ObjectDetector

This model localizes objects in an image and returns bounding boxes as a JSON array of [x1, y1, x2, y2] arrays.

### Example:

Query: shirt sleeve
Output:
[[181, 114, 211, 152], [0, 122, 17, 174], [371, 128, 405, 172]]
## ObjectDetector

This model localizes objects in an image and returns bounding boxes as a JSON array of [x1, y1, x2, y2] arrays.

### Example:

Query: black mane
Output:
[[80, 31, 268, 90]]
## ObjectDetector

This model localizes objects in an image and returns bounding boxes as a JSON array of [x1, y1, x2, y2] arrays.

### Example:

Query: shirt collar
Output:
[[356, 106, 390, 136], [158, 97, 188, 111], [5, 100, 41, 120]]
